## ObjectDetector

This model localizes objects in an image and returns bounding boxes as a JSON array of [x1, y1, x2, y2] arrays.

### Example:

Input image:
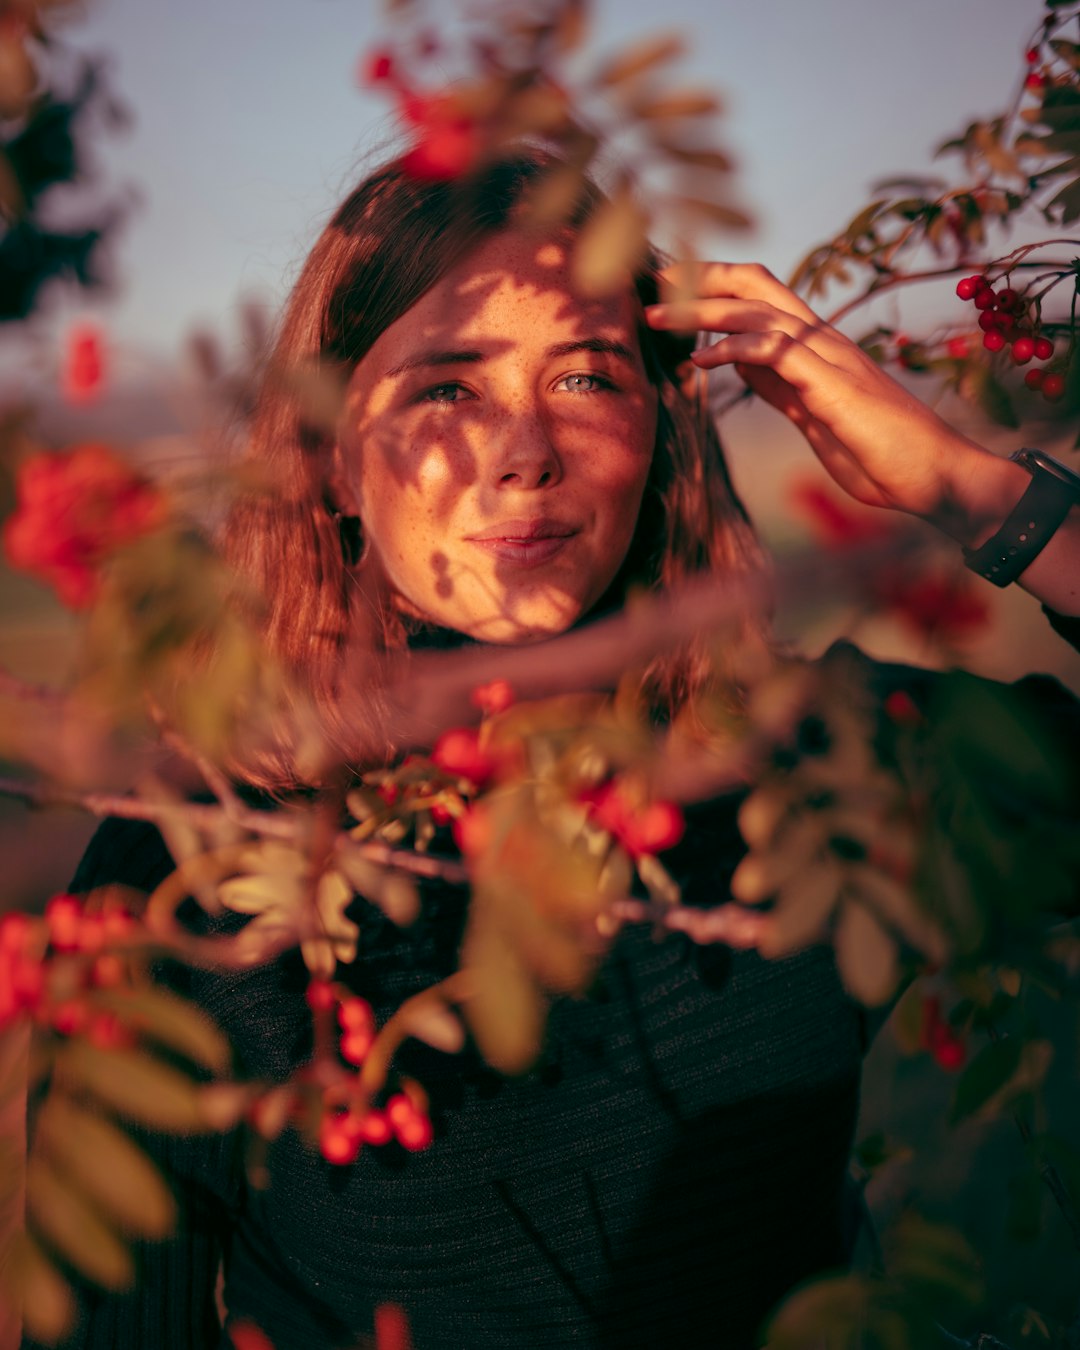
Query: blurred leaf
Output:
[[551, 0, 587, 54], [959, 364, 1018, 428], [652, 140, 733, 172], [523, 161, 588, 229], [949, 1036, 1022, 1124], [35, 1097, 177, 1238], [844, 199, 887, 242], [89, 985, 232, 1074], [1047, 173, 1080, 222], [631, 91, 719, 120], [5, 1233, 76, 1346], [572, 186, 647, 297], [27, 1155, 135, 1290], [461, 902, 547, 1075], [834, 897, 899, 1007], [593, 34, 683, 88], [1050, 37, 1080, 70], [58, 1041, 211, 1133], [671, 195, 753, 231], [886, 1214, 982, 1306]]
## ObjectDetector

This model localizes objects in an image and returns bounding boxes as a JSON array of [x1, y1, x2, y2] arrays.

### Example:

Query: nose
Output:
[[489, 407, 563, 490]]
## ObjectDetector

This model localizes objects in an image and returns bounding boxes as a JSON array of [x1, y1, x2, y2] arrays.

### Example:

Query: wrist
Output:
[[928, 441, 1032, 549]]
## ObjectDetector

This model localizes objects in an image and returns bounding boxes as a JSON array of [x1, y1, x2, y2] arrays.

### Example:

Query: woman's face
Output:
[[339, 228, 658, 644]]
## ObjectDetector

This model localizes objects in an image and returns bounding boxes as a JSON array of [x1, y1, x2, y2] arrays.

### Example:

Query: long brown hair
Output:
[[226, 149, 762, 786]]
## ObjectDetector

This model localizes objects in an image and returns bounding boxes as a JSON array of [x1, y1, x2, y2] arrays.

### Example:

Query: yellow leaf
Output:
[[671, 196, 753, 232], [35, 1098, 177, 1239], [632, 91, 720, 121], [523, 162, 588, 230], [834, 898, 899, 1007], [594, 34, 684, 88], [572, 188, 648, 298], [461, 911, 547, 1076], [759, 858, 843, 959], [27, 1156, 135, 1290], [57, 1042, 212, 1133], [551, 0, 588, 54], [5, 1233, 76, 1346], [88, 985, 232, 1075]]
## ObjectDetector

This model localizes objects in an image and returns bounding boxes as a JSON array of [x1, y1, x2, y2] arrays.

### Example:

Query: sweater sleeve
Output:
[[22, 819, 243, 1350]]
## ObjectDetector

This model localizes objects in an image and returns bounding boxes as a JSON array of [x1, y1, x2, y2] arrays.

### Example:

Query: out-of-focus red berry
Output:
[[386, 1093, 417, 1131], [1043, 372, 1067, 400], [394, 1110, 434, 1152], [470, 679, 515, 716], [1025, 71, 1046, 91], [360, 1109, 393, 1146], [338, 996, 374, 1033], [621, 800, 685, 858], [91, 953, 125, 988], [1025, 367, 1046, 391], [319, 1115, 362, 1165], [0, 912, 31, 953], [432, 727, 498, 788], [983, 330, 1006, 352], [228, 1319, 276, 1350], [45, 894, 83, 951], [361, 49, 396, 86], [340, 1028, 375, 1066], [883, 689, 923, 726], [51, 999, 89, 1037], [955, 276, 980, 301], [946, 336, 969, 359], [932, 1037, 967, 1071], [1034, 336, 1054, 361], [1026, 47, 1040, 64], [1011, 336, 1035, 364], [452, 803, 492, 857], [62, 322, 106, 405], [374, 1302, 414, 1350], [429, 801, 453, 826], [305, 979, 336, 1013]]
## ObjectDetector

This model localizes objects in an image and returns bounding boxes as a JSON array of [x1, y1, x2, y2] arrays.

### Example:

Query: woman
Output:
[[38, 151, 1080, 1350]]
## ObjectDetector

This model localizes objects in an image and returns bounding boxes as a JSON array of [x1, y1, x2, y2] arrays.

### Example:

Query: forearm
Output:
[[929, 441, 1080, 617]]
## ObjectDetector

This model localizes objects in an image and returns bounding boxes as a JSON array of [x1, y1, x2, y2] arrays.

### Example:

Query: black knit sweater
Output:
[[27, 637, 1080, 1350]]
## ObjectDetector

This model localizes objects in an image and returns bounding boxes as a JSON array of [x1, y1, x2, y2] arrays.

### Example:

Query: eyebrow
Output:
[[384, 337, 637, 379]]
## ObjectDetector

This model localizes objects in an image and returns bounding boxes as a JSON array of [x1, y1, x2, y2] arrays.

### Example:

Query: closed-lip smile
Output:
[[465, 518, 579, 566]]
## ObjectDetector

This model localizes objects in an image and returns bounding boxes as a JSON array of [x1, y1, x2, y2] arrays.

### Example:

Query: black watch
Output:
[[962, 448, 1080, 587]]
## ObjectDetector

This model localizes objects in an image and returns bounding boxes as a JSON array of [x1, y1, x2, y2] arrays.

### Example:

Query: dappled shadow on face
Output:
[[336, 230, 659, 643]]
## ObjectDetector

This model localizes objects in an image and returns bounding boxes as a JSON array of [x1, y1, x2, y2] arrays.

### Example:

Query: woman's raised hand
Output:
[[644, 261, 1003, 534]]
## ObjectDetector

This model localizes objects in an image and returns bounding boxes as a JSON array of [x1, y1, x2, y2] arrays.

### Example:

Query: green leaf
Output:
[[844, 198, 888, 243], [887, 1214, 983, 1306], [58, 1041, 213, 1133], [36, 1097, 177, 1238], [949, 1036, 1022, 1124], [88, 985, 232, 1074], [960, 364, 1019, 427], [27, 1155, 135, 1290], [1006, 1165, 1044, 1243]]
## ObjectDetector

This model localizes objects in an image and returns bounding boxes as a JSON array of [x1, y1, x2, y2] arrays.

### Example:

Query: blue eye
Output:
[[556, 373, 612, 394]]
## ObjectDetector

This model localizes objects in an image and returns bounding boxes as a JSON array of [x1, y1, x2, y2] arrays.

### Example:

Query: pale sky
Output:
[[5, 0, 1031, 375]]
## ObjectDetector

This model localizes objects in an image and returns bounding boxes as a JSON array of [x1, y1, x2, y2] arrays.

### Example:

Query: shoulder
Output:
[[70, 817, 175, 896]]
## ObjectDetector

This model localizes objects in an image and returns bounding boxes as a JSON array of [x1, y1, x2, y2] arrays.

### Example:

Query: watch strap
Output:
[[963, 450, 1080, 587]]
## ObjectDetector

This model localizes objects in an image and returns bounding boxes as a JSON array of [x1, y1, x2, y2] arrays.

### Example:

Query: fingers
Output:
[[659, 260, 821, 327]]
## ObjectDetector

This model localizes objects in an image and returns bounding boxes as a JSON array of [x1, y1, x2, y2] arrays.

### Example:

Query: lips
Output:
[[465, 518, 579, 567]]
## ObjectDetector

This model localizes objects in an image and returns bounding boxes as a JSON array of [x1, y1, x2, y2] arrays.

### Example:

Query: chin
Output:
[[451, 600, 585, 646]]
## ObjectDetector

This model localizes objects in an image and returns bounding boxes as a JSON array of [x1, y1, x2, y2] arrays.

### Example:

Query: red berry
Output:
[[45, 894, 82, 951], [228, 1319, 276, 1350], [338, 996, 374, 1033], [1043, 373, 1066, 400], [360, 1109, 393, 1146], [12, 957, 44, 1012], [978, 311, 1003, 334], [622, 801, 685, 857], [1026, 71, 1046, 92], [51, 999, 89, 1036], [376, 782, 400, 807], [995, 288, 1019, 312], [319, 1117, 361, 1165], [431, 728, 497, 787], [395, 1111, 434, 1152], [340, 1028, 375, 1066], [883, 690, 922, 726], [946, 336, 969, 359], [374, 1303, 413, 1350], [1026, 47, 1040, 64], [361, 48, 396, 86], [0, 913, 31, 953], [91, 953, 125, 988], [470, 679, 514, 716], [1025, 367, 1046, 390], [932, 1036, 967, 1072], [386, 1093, 417, 1131], [1011, 336, 1035, 364], [305, 979, 336, 1013], [452, 803, 492, 857], [955, 276, 979, 301], [1034, 337, 1054, 361], [983, 330, 1006, 352], [429, 801, 453, 826], [973, 288, 997, 311]]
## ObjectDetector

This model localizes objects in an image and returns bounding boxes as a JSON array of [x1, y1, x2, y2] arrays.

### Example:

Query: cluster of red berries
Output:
[[304, 979, 435, 1165], [579, 780, 685, 859], [0, 896, 137, 1048], [1025, 45, 1047, 92], [955, 275, 1065, 400], [918, 992, 967, 1071]]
